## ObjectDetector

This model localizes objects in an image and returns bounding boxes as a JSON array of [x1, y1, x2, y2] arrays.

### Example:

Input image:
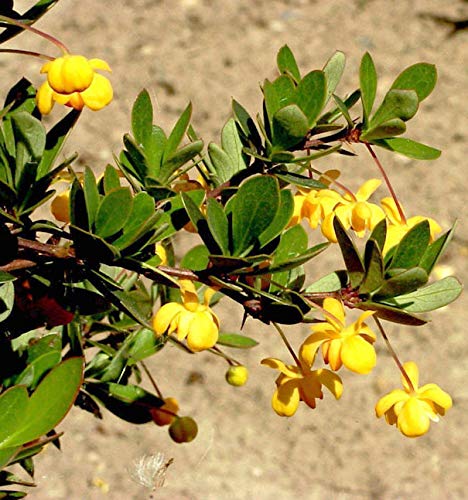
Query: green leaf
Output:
[[369, 218, 387, 253], [128, 328, 162, 364], [360, 52, 377, 126], [0, 281, 14, 322], [323, 51, 346, 103], [257, 189, 294, 248], [267, 242, 329, 275], [369, 89, 419, 129], [389, 220, 430, 269], [376, 267, 428, 298], [273, 170, 327, 189], [217, 333, 259, 349], [11, 112, 46, 161], [112, 192, 158, 250], [0, 386, 29, 446], [159, 189, 204, 240], [95, 187, 133, 239], [391, 63, 437, 102], [305, 270, 349, 293], [277, 45, 300, 82], [295, 70, 326, 127], [332, 94, 354, 127], [359, 301, 426, 326], [420, 225, 456, 274], [1, 358, 83, 448], [230, 176, 280, 256], [103, 165, 121, 194], [145, 125, 167, 175], [221, 118, 246, 177], [360, 239, 384, 295], [333, 217, 364, 287], [180, 244, 210, 271], [272, 104, 309, 150], [263, 76, 296, 127], [15, 351, 61, 389], [163, 102, 192, 162], [160, 140, 203, 183], [208, 142, 234, 185], [132, 89, 153, 147], [37, 109, 80, 178], [83, 167, 100, 227], [382, 276, 462, 313], [232, 99, 262, 148], [122, 134, 147, 181], [89, 272, 151, 328], [361, 118, 407, 141], [372, 137, 441, 160], [206, 198, 229, 255]]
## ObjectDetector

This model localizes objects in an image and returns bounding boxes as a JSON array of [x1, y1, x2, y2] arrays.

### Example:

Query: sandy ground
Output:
[[3, 0, 468, 498]]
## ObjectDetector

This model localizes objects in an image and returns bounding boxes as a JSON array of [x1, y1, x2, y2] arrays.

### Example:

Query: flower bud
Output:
[[225, 365, 249, 387], [150, 397, 179, 427], [169, 416, 198, 443]]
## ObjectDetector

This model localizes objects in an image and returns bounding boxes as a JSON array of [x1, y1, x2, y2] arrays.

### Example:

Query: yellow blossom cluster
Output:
[[261, 298, 451, 437], [293, 172, 442, 252], [262, 298, 375, 417]]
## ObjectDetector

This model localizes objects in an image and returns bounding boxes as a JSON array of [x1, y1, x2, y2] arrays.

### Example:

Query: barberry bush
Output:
[[0, 1, 462, 496]]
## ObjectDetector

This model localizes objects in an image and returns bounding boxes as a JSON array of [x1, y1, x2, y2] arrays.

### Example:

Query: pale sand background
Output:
[[3, 0, 468, 498]]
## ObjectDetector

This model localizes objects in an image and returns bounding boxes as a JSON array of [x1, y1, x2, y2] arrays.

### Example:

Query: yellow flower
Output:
[[152, 280, 219, 352], [381, 197, 442, 254], [261, 351, 342, 417], [375, 361, 452, 437], [289, 170, 344, 228], [37, 54, 112, 114], [301, 298, 377, 374], [322, 179, 385, 242], [50, 190, 70, 223]]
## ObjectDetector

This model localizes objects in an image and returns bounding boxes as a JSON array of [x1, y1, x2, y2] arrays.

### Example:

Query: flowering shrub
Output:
[[0, 1, 462, 496]]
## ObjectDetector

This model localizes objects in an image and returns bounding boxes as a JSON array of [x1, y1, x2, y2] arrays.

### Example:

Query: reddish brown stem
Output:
[[374, 316, 415, 392], [364, 143, 407, 224]]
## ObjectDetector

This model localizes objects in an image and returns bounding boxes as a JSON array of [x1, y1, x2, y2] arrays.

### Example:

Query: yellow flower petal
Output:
[[80, 74, 113, 111], [381, 196, 402, 224], [261, 358, 301, 379], [186, 312, 218, 351], [298, 374, 323, 409], [36, 81, 55, 115], [153, 302, 184, 335], [325, 338, 343, 371], [322, 297, 345, 327], [397, 397, 431, 437], [356, 179, 381, 201], [175, 310, 195, 340], [375, 389, 409, 417], [418, 386, 453, 411], [321, 213, 338, 242], [88, 58, 112, 72], [341, 335, 376, 374], [316, 368, 343, 399], [299, 331, 330, 367], [272, 379, 300, 417]]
